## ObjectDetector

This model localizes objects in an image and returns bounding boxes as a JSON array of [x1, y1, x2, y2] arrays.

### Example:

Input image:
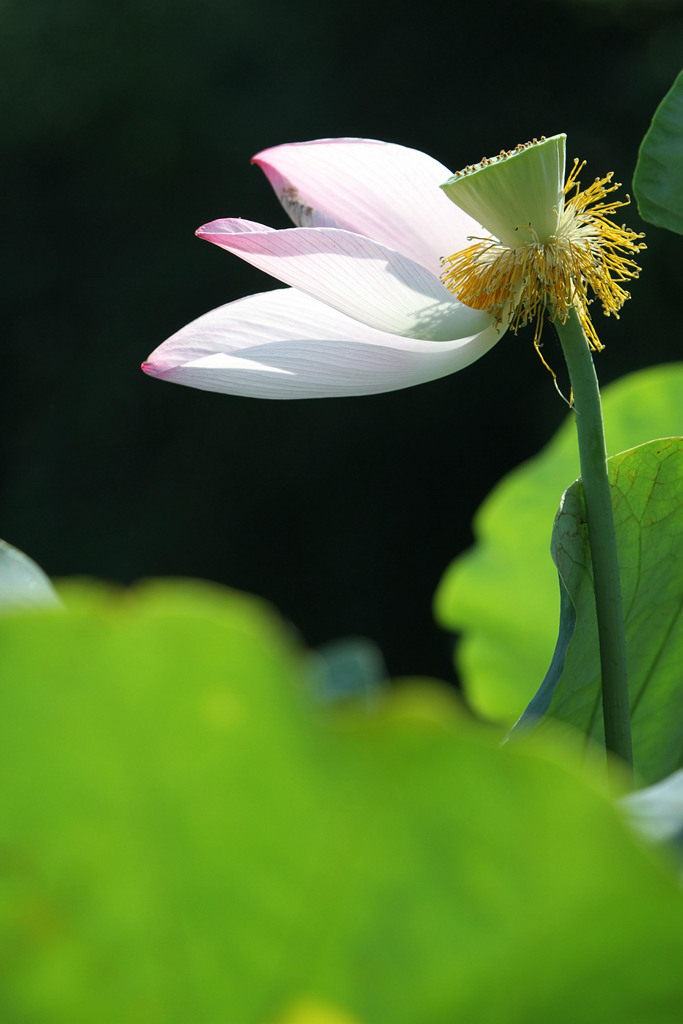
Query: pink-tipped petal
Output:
[[196, 220, 491, 342], [252, 138, 482, 274], [143, 288, 506, 399]]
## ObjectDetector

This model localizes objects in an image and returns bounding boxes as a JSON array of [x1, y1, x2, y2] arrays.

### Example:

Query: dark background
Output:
[[2, 0, 682, 682]]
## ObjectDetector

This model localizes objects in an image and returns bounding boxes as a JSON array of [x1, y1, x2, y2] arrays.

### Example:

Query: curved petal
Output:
[[252, 138, 483, 274], [142, 287, 506, 399], [196, 219, 492, 342]]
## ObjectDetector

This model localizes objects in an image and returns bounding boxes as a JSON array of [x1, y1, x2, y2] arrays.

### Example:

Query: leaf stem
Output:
[[554, 309, 633, 778]]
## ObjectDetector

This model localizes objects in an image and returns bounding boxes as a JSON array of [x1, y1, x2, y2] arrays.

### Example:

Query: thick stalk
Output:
[[555, 308, 633, 777]]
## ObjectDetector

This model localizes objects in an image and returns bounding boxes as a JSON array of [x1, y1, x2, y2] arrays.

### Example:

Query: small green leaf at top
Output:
[[634, 67, 683, 234]]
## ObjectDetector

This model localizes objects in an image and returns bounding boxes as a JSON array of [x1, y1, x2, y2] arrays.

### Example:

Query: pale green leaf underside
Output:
[[0, 538, 59, 611], [634, 67, 683, 235], [512, 439, 683, 785], [2, 580, 683, 1022], [434, 364, 683, 722], [622, 767, 683, 846]]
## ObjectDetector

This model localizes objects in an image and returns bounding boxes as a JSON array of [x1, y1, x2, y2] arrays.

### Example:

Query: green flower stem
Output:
[[555, 308, 634, 778]]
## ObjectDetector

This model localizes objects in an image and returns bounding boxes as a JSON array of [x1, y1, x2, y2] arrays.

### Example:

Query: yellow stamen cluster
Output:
[[440, 158, 646, 352]]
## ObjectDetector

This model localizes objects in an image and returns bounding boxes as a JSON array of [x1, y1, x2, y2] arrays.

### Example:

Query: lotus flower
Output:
[[143, 136, 644, 398], [142, 139, 503, 399]]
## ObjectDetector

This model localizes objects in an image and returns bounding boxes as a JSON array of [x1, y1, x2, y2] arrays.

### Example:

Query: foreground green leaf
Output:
[[434, 363, 683, 722], [511, 439, 683, 785], [1, 579, 683, 1022], [634, 67, 683, 234]]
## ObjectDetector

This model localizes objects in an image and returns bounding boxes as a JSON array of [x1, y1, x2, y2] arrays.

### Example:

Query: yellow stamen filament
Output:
[[440, 158, 646, 355]]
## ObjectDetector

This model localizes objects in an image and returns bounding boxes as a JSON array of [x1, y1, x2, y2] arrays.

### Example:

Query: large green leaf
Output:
[[2, 579, 683, 1022], [634, 67, 683, 234], [434, 363, 683, 722], [511, 439, 683, 785]]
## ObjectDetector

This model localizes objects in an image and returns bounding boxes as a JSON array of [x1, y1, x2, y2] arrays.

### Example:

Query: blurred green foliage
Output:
[[1, 579, 683, 1021]]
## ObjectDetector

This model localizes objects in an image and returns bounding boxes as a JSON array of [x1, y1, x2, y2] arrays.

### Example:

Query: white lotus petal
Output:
[[143, 288, 506, 399], [253, 137, 483, 273], [197, 219, 492, 342]]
